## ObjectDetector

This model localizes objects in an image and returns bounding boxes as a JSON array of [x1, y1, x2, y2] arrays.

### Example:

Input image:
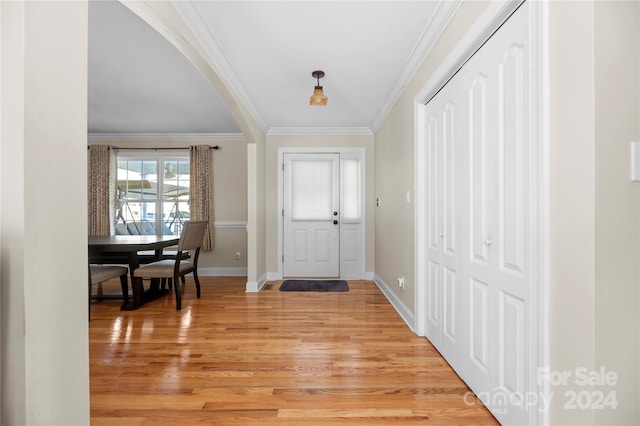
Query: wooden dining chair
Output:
[[132, 220, 208, 310], [137, 249, 190, 290], [88, 264, 129, 321]]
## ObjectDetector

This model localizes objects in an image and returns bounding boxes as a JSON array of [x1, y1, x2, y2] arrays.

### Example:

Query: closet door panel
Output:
[[443, 267, 457, 341], [443, 102, 457, 256], [469, 74, 490, 266], [427, 260, 441, 332], [427, 115, 441, 251], [425, 110, 443, 341], [499, 292, 525, 400], [470, 278, 489, 373], [440, 97, 463, 369], [499, 43, 527, 276], [423, 81, 467, 370], [467, 5, 531, 424], [493, 14, 531, 422]]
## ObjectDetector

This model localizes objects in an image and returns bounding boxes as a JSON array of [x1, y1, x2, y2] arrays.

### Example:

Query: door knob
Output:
[[333, 211, 338, 216], [333, 220, 339, 225], [484, 237, 493, 246]]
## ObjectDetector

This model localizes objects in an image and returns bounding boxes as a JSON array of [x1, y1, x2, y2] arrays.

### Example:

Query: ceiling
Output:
[[88, 0, 458, 138]]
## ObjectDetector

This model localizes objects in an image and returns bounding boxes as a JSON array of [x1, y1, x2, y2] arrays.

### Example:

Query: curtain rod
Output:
[[88, 146, 219, 150]]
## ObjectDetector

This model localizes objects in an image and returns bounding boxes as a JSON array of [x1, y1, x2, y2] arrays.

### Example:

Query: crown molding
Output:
[[267, 127, 373, 136], [172, 1, 268, 132], [370, 0, 463, 131], [414, 0, 523, 106], [88, 133, 245, 142]]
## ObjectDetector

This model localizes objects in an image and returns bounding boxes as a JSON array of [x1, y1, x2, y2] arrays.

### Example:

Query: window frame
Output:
[[115, 150, 190, 236]]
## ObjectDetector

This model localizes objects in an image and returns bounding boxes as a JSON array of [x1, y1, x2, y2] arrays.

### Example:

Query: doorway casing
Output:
[[275, 147, 366, 280]]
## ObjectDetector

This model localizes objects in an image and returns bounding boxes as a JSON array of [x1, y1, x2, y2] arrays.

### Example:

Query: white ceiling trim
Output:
[[88, 132, 245, 142], [267, 127, 373, 136], [370, 0, 463, 131], [172, 0, 268, 132]]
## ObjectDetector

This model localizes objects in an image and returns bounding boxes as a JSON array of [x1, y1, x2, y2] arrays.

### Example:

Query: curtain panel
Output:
[[190, 145, 214, 251], [88, 145, 116, 236]]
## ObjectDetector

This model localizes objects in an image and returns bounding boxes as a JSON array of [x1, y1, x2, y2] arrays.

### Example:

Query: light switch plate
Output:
[[632, 142, 640, 181]]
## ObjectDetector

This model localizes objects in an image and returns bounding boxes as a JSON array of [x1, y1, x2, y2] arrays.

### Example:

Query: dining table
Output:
[[88, 234, 180, 310]]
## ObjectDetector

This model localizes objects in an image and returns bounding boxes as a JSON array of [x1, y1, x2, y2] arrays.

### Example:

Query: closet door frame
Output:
[[414, 1, 548, 424]]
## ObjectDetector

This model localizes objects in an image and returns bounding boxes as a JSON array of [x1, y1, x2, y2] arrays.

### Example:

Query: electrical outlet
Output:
[[234, 252, 241, 260]]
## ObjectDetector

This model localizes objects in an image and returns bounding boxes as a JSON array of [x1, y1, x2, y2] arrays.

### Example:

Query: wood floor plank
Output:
[[90, 277, 498, 424]]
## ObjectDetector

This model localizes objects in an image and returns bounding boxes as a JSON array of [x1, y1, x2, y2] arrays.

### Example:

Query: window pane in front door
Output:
[[342, 158, 361, 223], [291, 159, 333, 221]]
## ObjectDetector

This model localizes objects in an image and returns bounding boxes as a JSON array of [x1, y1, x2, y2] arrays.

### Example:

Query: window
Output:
[[115, 151, 190, 236], [341, 157, 361, 223]]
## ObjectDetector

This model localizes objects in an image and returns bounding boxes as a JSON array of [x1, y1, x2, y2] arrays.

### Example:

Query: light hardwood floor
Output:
[[89, 277, 498, 425]]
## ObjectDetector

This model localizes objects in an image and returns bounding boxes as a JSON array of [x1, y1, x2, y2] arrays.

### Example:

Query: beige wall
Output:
[[548, 2, 597, 423], [374, 0, 489, 311], [264, 134, 375, 275], [548, 2, 640, 423], [1, 1, 90, 424], [593, 1, 640, 423], [202, 139, 247, 272]]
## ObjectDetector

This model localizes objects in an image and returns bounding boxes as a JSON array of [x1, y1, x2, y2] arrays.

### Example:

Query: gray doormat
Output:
[[279, 280, 348, 292]]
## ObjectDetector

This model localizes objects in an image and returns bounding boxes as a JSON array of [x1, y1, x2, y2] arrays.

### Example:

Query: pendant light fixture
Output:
[[309, 70, 328, 106]]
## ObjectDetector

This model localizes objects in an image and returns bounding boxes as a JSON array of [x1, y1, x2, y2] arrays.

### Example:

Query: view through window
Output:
[[116, 152, 190, 236]]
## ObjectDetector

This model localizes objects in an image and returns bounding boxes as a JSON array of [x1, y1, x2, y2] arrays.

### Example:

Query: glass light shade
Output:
[[309, 86, 328, 106]]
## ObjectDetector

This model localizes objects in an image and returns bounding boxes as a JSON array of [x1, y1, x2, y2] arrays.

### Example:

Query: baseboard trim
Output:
[[199, 267, 247, 276], [373, 274, 416, 333], [245, 273, 267, 292], [265, 272, 374, 280]]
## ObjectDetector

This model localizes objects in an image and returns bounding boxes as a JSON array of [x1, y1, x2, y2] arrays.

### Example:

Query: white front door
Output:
[[283, 153, 340, 277]]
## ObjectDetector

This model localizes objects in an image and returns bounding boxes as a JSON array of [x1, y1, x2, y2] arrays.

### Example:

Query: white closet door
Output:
[[424, 81, 466, 373], [464, 7, 531, 425], [422, 4, 532, 425]]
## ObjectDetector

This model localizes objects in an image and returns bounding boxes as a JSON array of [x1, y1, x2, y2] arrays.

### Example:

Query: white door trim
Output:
[[276, 147, 366, 280], [414, 1, 548, 424]]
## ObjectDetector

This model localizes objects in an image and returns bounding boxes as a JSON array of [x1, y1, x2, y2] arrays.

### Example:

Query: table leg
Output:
[[122, 252, 142, 310]]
